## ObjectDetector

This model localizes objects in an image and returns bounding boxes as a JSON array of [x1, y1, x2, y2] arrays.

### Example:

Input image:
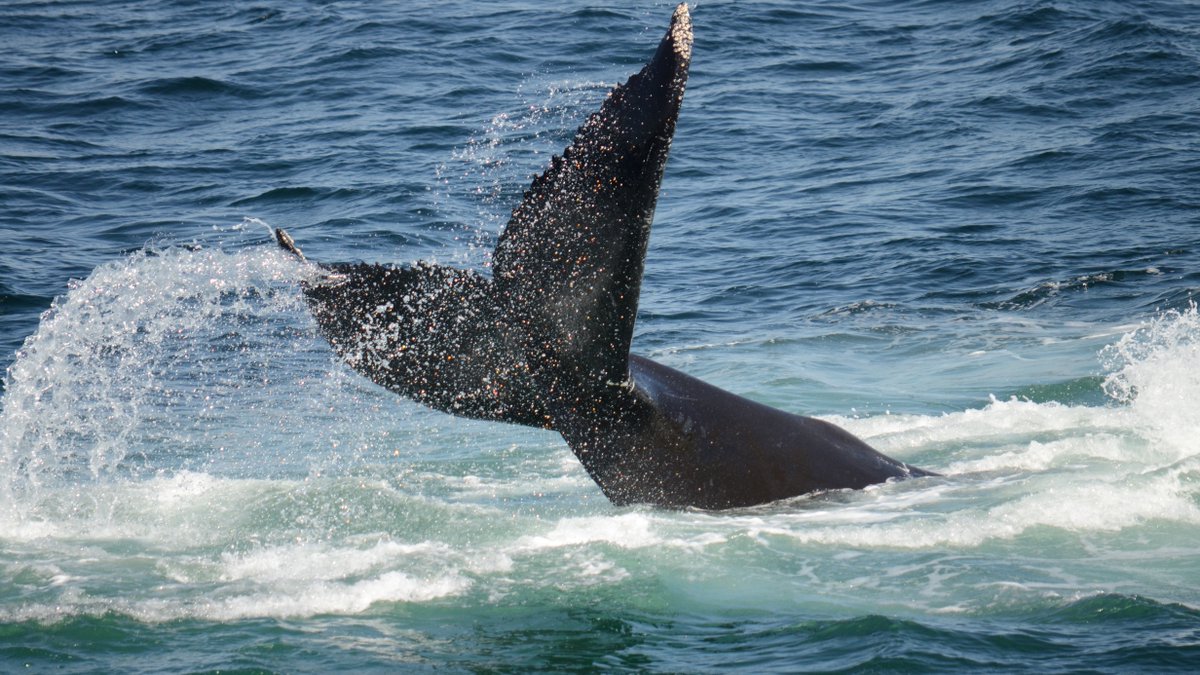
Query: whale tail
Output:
[[277, 4, 693, 428]]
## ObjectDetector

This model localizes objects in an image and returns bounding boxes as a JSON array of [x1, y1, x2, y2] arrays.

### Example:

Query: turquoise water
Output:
[[3, 1, 1199, 671]]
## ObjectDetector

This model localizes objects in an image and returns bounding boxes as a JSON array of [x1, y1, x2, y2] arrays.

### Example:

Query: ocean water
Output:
[[2, 0, 1199, 671]]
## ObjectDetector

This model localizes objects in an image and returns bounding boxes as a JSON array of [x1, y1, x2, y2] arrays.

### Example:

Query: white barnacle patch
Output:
[[605, 378, 636, 393], [671, 4, 693, 62]]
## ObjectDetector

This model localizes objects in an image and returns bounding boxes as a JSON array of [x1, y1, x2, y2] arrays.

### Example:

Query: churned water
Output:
[[2, 1, 1199, 672]]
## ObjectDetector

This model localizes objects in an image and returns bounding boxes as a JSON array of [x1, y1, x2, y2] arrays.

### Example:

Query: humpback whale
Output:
[[276, 4, 934, 509]]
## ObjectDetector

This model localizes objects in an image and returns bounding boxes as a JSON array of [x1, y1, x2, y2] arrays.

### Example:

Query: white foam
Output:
[[843, 396, 1126, 452], [188, 571, 469, 621], [220, 539, 452, 583], [734, 462, 1200, 550], [0, 570, 470, 624], [1103, 303, 1200, 461], [560, 550, 631, 586], [514, 512, 660, 550], [942, 432, 1131, 474]]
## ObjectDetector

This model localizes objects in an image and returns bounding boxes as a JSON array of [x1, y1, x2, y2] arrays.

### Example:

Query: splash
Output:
[[0, 240, 338, 514], [1101, 302, 1200, 462], [431, 78, 615, 268]]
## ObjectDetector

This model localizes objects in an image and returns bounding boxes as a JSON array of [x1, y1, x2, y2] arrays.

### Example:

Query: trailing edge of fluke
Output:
[[275, 3, 935, 509]]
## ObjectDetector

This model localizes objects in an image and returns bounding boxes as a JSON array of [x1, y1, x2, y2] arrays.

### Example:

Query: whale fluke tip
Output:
[[275, 227, 305, 260], [671, 4, 693, 62]]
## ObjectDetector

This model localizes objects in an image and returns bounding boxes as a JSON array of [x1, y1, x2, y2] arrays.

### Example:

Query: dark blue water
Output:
[[3, 1, 1199, 672]]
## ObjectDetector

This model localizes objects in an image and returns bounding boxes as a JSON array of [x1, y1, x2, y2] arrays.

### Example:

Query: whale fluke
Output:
[[492, 2, 692, 393], [278, 3, 935, 509]]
